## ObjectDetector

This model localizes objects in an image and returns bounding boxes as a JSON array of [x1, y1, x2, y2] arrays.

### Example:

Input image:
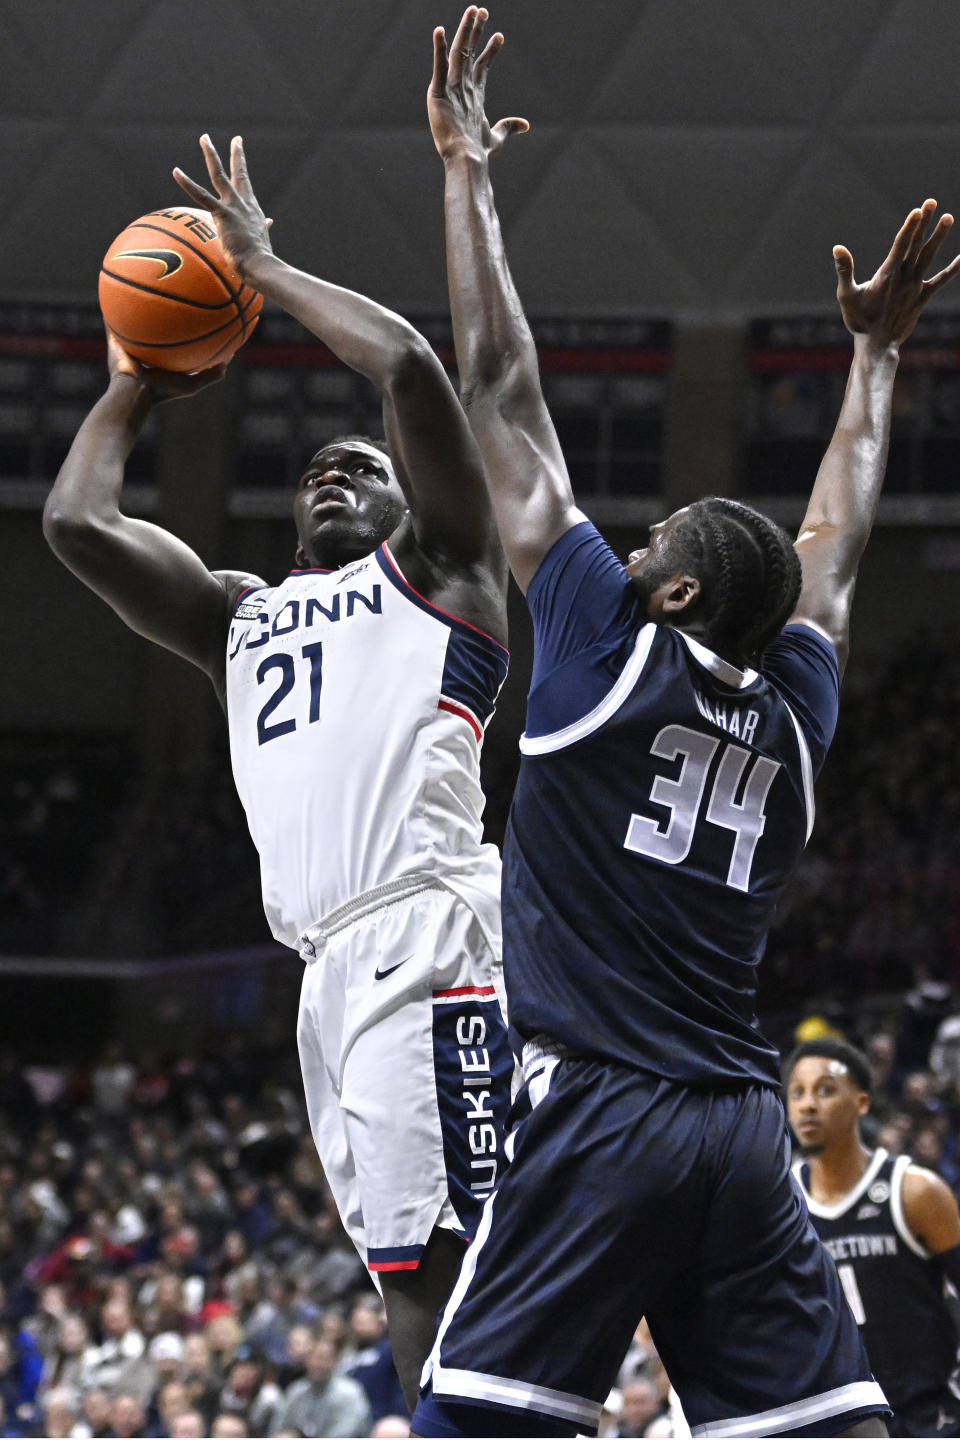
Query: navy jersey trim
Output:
[[232, 584, 269, 615], [375, 544, 509, 656], [520, 624, 657, 754]]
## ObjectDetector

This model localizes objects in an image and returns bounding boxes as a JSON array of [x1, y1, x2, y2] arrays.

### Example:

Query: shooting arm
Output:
[[42, 365, 234, 676], [176, 137, 498, 571]]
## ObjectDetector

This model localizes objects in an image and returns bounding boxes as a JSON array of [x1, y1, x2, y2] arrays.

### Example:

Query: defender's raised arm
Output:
[[430, 7, 582, 594], [790, 200, 960, 676]]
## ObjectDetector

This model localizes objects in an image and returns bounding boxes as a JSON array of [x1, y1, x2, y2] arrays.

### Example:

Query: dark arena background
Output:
[[1, 2, 959, 1436]]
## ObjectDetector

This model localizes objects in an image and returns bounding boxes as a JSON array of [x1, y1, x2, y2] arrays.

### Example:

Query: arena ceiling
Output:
[[3, 0, 960, 319]]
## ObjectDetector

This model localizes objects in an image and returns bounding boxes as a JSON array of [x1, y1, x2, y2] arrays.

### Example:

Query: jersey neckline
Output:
[[796, 1146, 889, 1220]]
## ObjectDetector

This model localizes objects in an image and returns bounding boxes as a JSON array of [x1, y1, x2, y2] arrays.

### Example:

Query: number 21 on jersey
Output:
[[624, 723, 780, 892]]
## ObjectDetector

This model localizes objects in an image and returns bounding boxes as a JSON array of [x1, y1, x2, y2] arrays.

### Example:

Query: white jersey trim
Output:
[[675, 630, 759, 689], [890, 1154, 932, 1259], [519, 624, 657, 756], [793, 1147, 888, 1221], [689, 1379, 888, 1438], [781, 697, 816, 842], [432, 1362, 602, 1427]]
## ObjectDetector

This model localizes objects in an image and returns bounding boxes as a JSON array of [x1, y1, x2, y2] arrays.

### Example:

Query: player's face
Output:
[[624, 509, 691, 615], [786, 1055, 869, 1156], [293, 440, 407, 568]]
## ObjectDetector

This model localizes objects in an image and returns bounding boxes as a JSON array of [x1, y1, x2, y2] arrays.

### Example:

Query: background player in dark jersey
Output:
[[410, 8, 960, 1439], [42, 135, 513, 1407], [788, 1038, 960, 1437]]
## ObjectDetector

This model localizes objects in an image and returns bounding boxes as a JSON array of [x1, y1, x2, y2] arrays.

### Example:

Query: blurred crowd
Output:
[[0, 1040, 410, 1438]]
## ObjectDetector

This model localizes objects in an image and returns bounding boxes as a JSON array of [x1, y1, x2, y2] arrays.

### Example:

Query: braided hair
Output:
[[663, 498, 802, 665]]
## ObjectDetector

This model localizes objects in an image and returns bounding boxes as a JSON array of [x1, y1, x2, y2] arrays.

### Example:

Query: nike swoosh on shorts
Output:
[[374, 955, 414, 980]]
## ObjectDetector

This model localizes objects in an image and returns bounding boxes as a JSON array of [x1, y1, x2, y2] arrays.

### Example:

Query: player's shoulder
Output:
[[902, 1161, 956, 1206], [764, 619, 839, 672], [901, 1160, 960, 1250], [214, 569, 270, 616]]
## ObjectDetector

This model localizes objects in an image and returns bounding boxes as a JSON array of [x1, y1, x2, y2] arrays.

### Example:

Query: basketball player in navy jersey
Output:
[[788, 1038, 960, 1437], [411, 8, 960, 1438], [43, 135, 515, 1407]]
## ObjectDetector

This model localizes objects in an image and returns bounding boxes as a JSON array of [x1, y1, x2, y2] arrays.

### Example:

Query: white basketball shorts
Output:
[[296, 874, 515, 1276]]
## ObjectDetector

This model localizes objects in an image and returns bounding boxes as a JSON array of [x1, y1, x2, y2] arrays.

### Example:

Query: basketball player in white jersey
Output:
[[43, 135, 514, 1407]]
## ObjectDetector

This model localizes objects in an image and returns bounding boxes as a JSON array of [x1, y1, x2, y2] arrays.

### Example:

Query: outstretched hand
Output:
[[428, 5, 529, 162], [173, 135, 273, 280], [835, 199, 960, 347], [106, 330, 226, 400]]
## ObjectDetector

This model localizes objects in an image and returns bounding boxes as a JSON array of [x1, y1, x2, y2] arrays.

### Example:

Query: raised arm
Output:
[[42, 339, 248, 690], [173, 136, 500, 577], [429, 7, 584, 594], [791, 200, 960, 676]]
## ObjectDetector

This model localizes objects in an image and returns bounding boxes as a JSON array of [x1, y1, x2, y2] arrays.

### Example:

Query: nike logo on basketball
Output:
[[111, 248, 183, 279], [374, 956, 411, 980]]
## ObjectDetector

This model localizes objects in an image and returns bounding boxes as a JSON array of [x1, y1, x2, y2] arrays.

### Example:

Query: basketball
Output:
[[98, 207, 264, 372]]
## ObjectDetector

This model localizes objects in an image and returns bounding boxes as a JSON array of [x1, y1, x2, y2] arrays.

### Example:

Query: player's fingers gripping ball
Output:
[[98, 207, 263, 372]]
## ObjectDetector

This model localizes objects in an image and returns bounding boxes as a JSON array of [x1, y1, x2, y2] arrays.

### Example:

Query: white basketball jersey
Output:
[[225, 542, 508, 950]]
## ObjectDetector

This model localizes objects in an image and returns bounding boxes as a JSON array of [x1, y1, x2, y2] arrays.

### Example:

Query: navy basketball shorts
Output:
[[414, 1046, 889, 1438]]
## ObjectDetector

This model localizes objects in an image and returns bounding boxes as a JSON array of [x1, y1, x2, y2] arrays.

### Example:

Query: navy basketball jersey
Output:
[[503, 521, 840, 1084], [796, 1149, 960, 1415]]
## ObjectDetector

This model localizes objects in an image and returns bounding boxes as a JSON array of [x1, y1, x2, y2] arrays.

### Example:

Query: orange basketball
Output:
[[98, 207, 264, 372]]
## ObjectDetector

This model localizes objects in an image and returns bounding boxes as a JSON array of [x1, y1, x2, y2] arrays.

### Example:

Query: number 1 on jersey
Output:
[[623, 723, 780, 892]]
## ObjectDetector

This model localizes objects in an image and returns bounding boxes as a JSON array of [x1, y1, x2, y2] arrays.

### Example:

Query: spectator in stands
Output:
[[40, 1311, 88, 1395], [371, 1417, 411, 1438], [210, 1416, 248, 1438], [91, 1046, 136, 1120], [271, 1334, 371, 1438], [275, 1322, 313, 1390], [612, 1379, 666, 1437], [80, 1295, 152, 1404], [179, 1333, 220, 1425], [146, 1377, 191, 1438], [342, 1297, 406, 1424], [203, 1313, 243, 1388], [261, 1191, 311, 1272], [184, 1164, 230, 1252], [171, 1413, 207, 1439], [228, 1179, 273, 1253], [215, 1342, 280, 1435], [79, 1387, 112, 1439], [141, 1276, 191, 1339], [39, 1384, 78, 1439], [109, 1391, 147, 1440], [0, 1328, 42, 1434]]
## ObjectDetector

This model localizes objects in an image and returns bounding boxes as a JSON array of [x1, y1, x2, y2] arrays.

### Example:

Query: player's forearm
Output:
[[442, 150, 539, 403], [799, 335, 900, 553], [44, 375, 156, 538], [241, 252, 430, 391]]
